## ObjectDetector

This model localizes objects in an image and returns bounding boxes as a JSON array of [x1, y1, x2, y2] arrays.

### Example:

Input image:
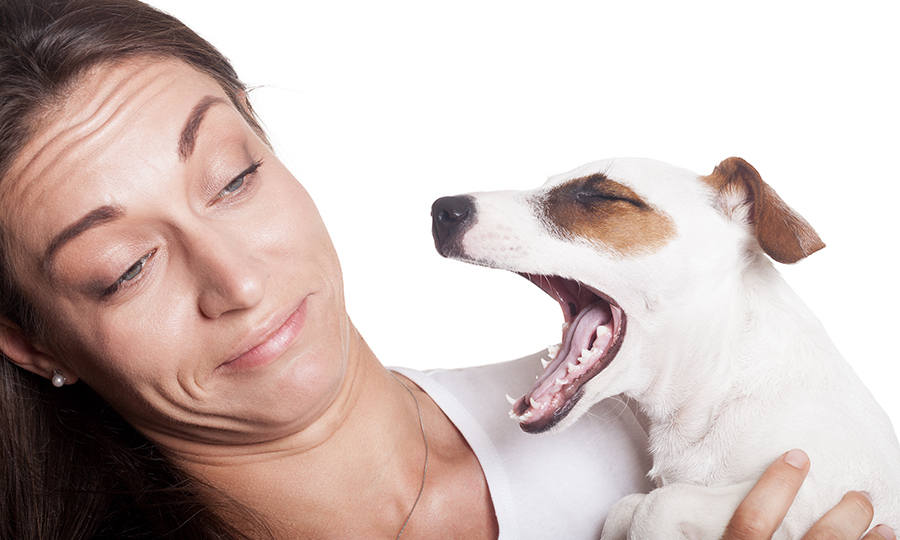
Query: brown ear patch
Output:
[[540, 173, 675, 257], [702, 157, 825, 264]]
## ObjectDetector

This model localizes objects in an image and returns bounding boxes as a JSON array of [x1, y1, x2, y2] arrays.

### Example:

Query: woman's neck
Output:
[[160, 328, 498, 539]]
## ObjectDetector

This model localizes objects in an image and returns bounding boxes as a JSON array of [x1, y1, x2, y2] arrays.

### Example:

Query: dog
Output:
[[431, 157, 900, 539]]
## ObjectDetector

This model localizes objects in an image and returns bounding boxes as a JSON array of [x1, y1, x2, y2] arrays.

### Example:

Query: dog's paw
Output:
[[601, 493, 646, 540], [605, 481, 753, 540]]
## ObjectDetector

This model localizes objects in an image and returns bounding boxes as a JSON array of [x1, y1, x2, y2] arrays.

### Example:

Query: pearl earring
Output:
[[51, 369, 66, 388]]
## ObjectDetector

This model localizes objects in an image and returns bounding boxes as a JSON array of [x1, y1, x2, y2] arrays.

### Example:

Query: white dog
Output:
[[431, 157, 900, 539]]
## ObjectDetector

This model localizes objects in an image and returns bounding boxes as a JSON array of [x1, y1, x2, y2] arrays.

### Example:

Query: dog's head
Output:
[[431, 157, 823, 433]]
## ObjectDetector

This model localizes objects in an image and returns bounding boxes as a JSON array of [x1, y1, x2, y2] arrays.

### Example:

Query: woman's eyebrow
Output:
[[178, 95, 228, 161], [40, 96, 227, 277], [42, 204, 125, 276]]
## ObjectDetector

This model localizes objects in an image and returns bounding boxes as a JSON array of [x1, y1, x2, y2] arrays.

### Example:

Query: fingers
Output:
[[719, 449, 895, 540], [801, 491, 888, 540], [721, 449, 810, 540], [865, 524, 897, 540]]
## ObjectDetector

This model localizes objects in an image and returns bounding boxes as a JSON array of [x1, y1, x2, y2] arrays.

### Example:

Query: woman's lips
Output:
[[217, 299, 308, 373]]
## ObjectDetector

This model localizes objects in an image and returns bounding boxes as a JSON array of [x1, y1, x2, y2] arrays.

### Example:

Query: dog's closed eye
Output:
[[574, 174, 647, 209]]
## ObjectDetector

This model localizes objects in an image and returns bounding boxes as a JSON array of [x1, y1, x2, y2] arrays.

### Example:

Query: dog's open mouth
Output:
[[508, 274, 626, 433]]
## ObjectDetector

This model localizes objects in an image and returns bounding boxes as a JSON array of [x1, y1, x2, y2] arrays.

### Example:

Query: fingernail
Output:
[[874, 524, 895, 540], [783, 449, 809, 469]]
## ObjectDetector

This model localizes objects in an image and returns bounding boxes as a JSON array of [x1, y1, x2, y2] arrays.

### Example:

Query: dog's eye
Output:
[[575, 189, 644, 208]]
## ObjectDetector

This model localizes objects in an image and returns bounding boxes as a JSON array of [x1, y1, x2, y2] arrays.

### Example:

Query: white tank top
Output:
[[393, 351, 653, 540]]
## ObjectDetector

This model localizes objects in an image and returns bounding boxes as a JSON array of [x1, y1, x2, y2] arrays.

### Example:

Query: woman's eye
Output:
[[219, 175, 245, 197], [102, 250, 156, 298], [121, 255, 149, 282], [213, 160, 262, 202]]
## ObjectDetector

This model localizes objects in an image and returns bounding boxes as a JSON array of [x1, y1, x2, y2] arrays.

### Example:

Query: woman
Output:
[[0, 1, 890, 538]]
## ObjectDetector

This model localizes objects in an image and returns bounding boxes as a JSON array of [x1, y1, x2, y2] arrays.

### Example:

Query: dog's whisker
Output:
[[582, 396, 632, 424]]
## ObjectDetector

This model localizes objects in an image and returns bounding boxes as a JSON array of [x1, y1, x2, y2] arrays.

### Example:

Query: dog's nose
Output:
[[431, 195, 475, 258]]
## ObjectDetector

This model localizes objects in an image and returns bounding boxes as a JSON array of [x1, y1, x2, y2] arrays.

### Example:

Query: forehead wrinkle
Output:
[[7, 63, 181, 204]]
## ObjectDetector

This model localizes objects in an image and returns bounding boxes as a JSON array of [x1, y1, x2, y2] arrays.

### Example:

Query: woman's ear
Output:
[[0, 318, 78, 385]]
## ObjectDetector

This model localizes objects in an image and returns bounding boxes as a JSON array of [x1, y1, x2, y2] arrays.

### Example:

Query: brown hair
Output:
[[1, 1, 273, 537]]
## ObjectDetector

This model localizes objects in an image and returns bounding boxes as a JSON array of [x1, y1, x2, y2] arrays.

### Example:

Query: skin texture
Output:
[[0, 58, 889, 539]]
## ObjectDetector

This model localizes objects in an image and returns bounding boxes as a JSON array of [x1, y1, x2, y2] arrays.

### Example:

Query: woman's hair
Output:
[[1, 1, 272, 537]]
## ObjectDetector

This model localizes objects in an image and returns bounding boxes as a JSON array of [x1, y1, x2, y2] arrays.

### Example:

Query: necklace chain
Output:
[[389, 371, 429, 540]]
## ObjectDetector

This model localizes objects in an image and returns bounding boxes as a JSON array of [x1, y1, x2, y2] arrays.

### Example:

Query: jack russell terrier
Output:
[[431, 157, 900, 539]]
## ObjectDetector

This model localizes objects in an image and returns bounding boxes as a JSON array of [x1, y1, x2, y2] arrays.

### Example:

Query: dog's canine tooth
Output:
[[530, 397, 540, 409], [541, 357, 551, 369], [506, 394, 517, 405]]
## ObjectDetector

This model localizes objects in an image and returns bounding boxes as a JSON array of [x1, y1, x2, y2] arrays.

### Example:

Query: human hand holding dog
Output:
[[721, 449, 894, 540]]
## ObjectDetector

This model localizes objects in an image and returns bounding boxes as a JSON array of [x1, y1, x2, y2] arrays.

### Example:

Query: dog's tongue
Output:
[[511, 300, 620, 432]]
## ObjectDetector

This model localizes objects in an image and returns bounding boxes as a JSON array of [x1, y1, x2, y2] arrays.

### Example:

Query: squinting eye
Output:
[[219, 176, 244, 197], [120, 253, 151, 282], [102, 249, 156, 298], [213, 160, 262, 202]]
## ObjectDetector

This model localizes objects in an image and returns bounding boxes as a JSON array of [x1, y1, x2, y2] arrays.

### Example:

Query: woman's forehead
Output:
[[0, 59, 232, 271], [6, 59, 222, 193]]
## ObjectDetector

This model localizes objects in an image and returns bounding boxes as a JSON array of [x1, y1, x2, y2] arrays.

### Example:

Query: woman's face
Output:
[[0, 59, 349, 448]]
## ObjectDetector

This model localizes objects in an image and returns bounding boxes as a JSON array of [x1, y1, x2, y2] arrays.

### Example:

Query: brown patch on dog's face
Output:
[[541, 173, 675, 256]]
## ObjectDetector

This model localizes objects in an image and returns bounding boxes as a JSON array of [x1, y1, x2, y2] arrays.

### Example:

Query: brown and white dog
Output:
[[431, 157, 900, 539]]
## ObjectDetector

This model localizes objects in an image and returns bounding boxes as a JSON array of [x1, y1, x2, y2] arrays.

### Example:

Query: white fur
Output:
[[453, 158, 900, 538]]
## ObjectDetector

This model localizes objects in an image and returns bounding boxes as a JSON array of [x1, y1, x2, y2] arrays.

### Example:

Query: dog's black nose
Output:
[[431, 195, 475, 258]]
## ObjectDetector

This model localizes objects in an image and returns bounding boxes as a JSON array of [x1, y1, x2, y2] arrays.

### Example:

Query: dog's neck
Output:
[[626, 255, 836, 484]]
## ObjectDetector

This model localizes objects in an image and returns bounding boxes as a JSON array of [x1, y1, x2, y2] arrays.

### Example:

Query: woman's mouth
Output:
[[508, 275, 626, 433], [217, 299, 308, 373]]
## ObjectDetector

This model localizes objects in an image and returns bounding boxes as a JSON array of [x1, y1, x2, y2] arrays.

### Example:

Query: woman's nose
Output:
[[191, 226, 270, 319]]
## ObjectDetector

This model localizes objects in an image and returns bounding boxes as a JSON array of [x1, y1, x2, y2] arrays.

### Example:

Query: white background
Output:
[[149, 1, 899, 426]]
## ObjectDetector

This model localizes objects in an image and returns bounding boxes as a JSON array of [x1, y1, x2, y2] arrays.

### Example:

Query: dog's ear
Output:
[[702, 157, 824, 264]]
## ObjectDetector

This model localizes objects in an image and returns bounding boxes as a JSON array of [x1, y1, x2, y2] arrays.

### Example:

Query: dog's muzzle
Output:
[[431, 195, 476, 258]]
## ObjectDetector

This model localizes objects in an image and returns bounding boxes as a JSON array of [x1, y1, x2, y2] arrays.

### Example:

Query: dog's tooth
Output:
[[508, 409, 518, 420], [522, 411, 533, 419], [548, 343, 560, 359], [541, 357, 550, 369], [555, 378, 566, 387], [530, 397, 540, 409], [579, 349, 592, 363], [505, 394, 517, 406], [567, 362, 578, 374], [561, 322, 570, 332], [596, 325, 610, 336]]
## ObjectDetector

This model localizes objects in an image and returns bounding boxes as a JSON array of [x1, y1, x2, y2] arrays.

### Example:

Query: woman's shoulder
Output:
[[393, 352, 654, 539]]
